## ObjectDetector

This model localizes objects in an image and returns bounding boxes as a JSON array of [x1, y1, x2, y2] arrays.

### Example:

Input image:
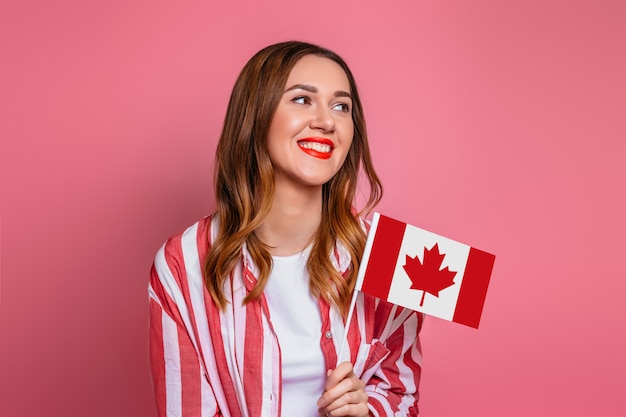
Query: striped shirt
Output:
[[149, 215, 422, 417]]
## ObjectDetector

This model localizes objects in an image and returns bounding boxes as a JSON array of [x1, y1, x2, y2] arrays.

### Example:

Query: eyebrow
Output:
[[284, 84, 352, 99]]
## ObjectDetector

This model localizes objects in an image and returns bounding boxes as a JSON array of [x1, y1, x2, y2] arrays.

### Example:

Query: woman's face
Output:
[[266, 55, 354, 190]]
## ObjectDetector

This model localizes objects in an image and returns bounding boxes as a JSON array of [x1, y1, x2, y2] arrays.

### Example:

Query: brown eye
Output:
[[292, 96, 311, 105], [333, 103, 350, 112]]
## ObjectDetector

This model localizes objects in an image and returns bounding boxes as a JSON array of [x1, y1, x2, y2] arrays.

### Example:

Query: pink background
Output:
[[1, 1, 625, 415]]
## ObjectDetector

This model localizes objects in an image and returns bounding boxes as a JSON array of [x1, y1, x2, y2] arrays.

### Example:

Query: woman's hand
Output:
[[317, 362, 370, 417]]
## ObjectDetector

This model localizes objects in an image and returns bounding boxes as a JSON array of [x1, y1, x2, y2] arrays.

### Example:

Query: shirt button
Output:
[[325, 331, 332, 339]]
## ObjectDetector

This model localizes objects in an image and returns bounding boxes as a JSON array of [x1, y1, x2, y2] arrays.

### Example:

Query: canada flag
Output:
[[356, 213, 496, 328]]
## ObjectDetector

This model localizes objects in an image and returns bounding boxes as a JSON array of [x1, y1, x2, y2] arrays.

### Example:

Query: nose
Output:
[[309, 105, 335, 132]]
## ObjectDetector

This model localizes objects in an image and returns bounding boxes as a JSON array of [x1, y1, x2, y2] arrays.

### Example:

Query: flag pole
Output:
[[337, 212, 381, 364], [337, 287, 359, 364]]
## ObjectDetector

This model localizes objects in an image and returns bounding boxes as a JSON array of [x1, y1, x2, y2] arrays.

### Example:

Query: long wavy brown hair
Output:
[[204, 41, 382, 317]]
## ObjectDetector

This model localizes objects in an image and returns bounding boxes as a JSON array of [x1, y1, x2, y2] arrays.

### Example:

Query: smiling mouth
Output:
[[297, 138, 334, 160]]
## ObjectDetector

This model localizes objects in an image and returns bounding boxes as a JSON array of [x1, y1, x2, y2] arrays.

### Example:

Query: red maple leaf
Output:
[[403, 243, 457, 307]]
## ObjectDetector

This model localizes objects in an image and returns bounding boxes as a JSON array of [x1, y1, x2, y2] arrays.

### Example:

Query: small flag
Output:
[[356, 213, 495, 329]]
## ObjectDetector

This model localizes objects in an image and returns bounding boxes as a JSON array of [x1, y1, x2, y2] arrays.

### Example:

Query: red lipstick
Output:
[[297, 137, 334, 160]]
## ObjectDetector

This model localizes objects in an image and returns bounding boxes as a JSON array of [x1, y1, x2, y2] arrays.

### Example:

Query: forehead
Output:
[[285, 55, 351, 91]]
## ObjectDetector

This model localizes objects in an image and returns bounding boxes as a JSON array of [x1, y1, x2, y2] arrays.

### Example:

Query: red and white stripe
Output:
[[149, 215, 422, 416]]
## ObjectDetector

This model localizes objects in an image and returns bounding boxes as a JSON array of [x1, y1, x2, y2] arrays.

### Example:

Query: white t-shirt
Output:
[[264, 247, 326, 416]]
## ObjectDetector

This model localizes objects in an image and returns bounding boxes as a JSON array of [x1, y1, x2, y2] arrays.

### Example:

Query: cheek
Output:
[[339, 118, 354, 140], [338, 127, 355, 165], [342, 125, 355, 150], [269, 109, 306, 138]]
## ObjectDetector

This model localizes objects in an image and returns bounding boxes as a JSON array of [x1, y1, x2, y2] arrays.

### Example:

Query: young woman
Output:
[[149, 41, 422, 417]]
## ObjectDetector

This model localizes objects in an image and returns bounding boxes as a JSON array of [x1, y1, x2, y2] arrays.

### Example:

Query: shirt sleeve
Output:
[[149, 246, 221, 417], [364, 300, 423, 417]]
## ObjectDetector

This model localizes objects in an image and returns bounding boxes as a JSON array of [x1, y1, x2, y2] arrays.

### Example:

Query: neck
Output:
[[257, 184, 323, 256]]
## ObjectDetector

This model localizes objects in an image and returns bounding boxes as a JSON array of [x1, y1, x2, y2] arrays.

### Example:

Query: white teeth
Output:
[[299, 142, 331, 153]]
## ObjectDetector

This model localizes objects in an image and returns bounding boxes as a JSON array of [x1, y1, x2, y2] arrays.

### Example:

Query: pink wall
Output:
[[1, 1, 624, 415]]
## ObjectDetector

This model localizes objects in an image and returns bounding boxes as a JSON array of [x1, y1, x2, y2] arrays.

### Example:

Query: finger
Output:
[[319, 398, 369, 417], [324, 361, 354, 390], [319, 368, 356, 407], [318, 375, 366, 411]]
